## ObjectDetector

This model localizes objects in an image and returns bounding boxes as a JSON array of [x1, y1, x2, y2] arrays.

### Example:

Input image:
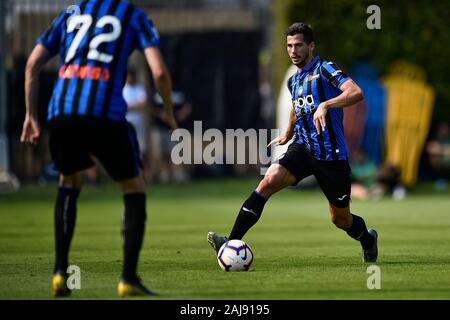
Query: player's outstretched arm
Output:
[[313, 79, 364, 135], [143, 47, 178, 131], [268, 107, 296, 147], [21, 44, 52, 145]]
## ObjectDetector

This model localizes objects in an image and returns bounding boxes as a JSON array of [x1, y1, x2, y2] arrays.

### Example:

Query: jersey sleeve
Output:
[[320, 61, 350, 89], [132, 9, 161, 51], [37, 10, 67, 56]]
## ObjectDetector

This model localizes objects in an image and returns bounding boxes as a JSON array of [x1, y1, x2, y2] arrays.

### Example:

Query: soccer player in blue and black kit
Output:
[[21, 0, 177, 297], [208, 23, 378, 263]]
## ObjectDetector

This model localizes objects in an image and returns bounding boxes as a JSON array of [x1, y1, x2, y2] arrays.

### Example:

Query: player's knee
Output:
[[122, 182, 145, 194], [120, 173, 145, 193], [258, 174, 279, 197], [59, 173, 82, 189]]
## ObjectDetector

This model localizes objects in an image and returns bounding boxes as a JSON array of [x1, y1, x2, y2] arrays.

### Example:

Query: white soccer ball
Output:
[[217, 240, 254, 272]]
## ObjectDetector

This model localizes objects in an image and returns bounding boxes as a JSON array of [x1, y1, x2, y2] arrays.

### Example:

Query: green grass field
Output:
[[1, 179, 449, 300]]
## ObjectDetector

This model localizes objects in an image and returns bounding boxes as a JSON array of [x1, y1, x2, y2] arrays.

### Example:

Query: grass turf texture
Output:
[[0, 179, 449, 299]]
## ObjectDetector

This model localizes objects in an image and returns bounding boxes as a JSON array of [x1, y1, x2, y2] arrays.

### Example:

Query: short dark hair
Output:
[[285, 22, 314, 43]]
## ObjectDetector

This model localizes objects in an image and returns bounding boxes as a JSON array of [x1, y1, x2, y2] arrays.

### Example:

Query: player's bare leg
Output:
[[52, 171, 83, 297], [119, 170, 146, 193], [329, 203, 378, 262], [117, 170, 157, 297], [328, 204, 352, 230], [255, 164, 297, 199], [208, 164, 296, 253]]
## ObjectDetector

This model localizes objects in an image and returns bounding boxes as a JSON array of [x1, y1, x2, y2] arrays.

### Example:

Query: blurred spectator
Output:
[[426, 122, 450, 189], [150, 91, 193, 183], [123, 69, 151, 180], [350, 62, 386, 166], [351, 149, 404, 200], [38, 161, 59, 186], [350, 149, 378, 200], [343, 100, 367, 158], [0, 166, 20, 193], [377, 162, 405, 200]]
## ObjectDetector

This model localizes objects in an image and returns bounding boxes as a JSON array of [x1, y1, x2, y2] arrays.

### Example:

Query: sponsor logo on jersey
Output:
[[58, 64, 111, 81]]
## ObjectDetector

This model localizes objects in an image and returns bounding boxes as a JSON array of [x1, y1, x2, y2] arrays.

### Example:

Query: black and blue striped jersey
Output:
[[287, 56, 350, 161], [37, 0, 160, 122]]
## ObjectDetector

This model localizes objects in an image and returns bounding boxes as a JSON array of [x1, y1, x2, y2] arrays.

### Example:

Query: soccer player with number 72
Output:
[[21, 0, 177, 297]]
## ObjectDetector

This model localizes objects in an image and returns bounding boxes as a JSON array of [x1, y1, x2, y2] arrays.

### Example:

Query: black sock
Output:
[[229, 191, 267, 240], [121, 193, 147, 281], [54, 187, 80, 273], [346, 214, 374, 250]]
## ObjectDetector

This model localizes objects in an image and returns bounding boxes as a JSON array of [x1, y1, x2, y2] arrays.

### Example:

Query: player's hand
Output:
[[162, 110, 178, 131], [20, 115, 40, 146], [313, 102, 328, 135], [267, 133, 290, 148]]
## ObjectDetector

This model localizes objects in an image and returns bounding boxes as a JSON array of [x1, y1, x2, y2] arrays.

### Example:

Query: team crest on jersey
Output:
[[308, 74, 320, 81]]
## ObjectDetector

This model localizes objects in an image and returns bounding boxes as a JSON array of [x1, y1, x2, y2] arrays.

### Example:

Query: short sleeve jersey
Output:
[[287, 56, 351, 161]]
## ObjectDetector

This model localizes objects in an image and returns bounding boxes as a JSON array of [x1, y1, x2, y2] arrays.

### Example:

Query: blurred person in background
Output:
[[426, 122, 450, 190], [150, 91, 192, 183], [377, 162, 404, 200], [123, 68, 151, 181], [350, 148, 378, 200], [350, 149, 403, 200]]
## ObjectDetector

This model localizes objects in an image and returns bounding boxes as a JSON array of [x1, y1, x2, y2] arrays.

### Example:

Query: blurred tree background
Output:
[[273, 0, 450, 124]]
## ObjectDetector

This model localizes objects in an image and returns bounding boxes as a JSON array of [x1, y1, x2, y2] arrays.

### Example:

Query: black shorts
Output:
[[49, 117, 142, 181], [278, 142, 351, 208]]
